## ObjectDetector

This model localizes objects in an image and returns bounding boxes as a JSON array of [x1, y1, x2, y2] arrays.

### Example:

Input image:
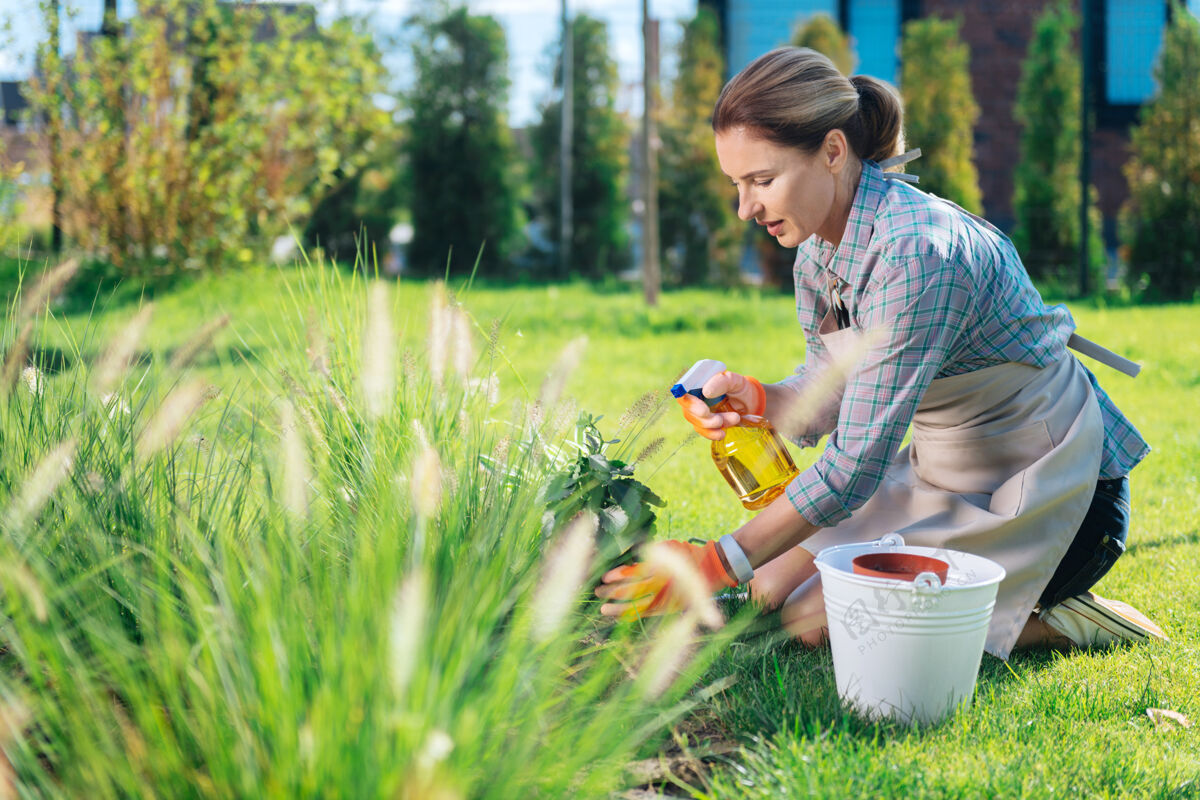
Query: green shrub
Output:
[[899, 17, 982, 214], [406, 7, 525, 278], [1012, 0, 1105, 292], [791, 13, 854, 76], [23, 0, 387, 276], [658, 7, 742, 286], [532, 14, 631, 280], [1119, 3, 1200, 301]]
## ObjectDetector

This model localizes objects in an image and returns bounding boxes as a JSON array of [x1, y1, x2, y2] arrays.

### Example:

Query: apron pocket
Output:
[[910, 419, 1054, 495]]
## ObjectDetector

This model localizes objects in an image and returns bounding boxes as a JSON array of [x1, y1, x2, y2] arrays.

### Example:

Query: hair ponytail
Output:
[[845, 75, 905, 164]]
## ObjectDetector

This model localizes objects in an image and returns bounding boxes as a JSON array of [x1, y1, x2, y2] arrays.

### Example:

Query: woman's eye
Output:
[[755, 179, 773, 188]]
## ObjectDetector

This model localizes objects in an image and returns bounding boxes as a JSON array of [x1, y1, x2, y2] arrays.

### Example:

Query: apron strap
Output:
[[1067, 333, 1141, 378], [878, 148, 922, 184], [878, 148, 922, 169]]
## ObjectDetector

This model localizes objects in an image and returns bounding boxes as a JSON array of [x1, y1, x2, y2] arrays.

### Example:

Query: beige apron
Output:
[[799, 312, 1104, 659]]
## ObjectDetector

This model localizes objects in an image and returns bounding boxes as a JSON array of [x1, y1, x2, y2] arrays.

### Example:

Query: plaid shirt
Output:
[[780, 161, 1149, 528]]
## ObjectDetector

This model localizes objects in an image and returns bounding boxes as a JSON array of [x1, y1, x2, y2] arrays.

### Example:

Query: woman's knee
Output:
[[746, 547, 817, 610], [779, 576, 828, 646]]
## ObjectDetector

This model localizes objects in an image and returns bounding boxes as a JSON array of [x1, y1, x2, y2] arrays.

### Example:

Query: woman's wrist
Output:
[[717, 534, 755, 584], [743, 376, 767, 417]]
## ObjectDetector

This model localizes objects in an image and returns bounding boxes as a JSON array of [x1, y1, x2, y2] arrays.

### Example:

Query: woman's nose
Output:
[[737, 192, 760, 222]]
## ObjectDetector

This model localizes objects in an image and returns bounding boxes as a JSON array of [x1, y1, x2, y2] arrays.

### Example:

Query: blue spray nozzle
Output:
[[669, 383, 727, 406], [670, 359, 730, 407]]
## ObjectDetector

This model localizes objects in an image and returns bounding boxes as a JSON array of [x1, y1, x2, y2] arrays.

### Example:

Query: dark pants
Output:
[[1039, 476, 1130, 609]]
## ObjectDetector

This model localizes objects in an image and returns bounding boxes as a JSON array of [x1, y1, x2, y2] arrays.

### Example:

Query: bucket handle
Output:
[[911, 571, 943, 610], [877, 533, 905, 549]]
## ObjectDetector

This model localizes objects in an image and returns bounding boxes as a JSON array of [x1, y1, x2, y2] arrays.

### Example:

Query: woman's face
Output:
[[714, 126, 850, 248]]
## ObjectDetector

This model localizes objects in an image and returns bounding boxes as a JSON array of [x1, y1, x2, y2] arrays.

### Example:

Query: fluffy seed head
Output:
[[362, 282, 396, 420], [18, 258, 78, 323], [0, 321, 32, 395], [0, 560, 48, 622], [538, 336, 588, 411], [6, 438, 76, 536], [135, 380, 210, 461], [410, 424, 442, 521], [306, 307, 330, 377], [20, 366, 43, 397], [93, 304, 155, 398], [775, 324, 887, 436], [389, 570, 428, 697], [451, 307, 473, 382], [643, 542, 724, 631], [635, 436, 666, 464], [280, 400, 310, 519], [531, 512, 597, 641], [637, 616, 698, 700], [428, 283, 451, 388], [168, 313, 230, 370]]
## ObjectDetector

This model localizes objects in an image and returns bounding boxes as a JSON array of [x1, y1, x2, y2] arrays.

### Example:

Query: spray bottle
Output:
[[670, 359, 799, 510]]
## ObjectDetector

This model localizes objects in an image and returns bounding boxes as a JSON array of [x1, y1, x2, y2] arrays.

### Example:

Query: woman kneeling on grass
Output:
[[595, 47, 1165, 658]]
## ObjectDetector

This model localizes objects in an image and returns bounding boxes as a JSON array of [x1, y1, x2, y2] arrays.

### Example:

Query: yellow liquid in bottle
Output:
[[708, 403, 799, 510]]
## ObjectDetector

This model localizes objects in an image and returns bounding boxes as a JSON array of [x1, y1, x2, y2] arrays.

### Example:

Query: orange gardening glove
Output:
[[676, 371, 766, 441], [595, 540, 737, 621]]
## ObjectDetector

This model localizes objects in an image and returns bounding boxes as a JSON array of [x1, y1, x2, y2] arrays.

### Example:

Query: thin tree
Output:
[[533, 14, 630, 280], [559, 0, 573, 278], [1119, 3, 1200, 300], [658, 7, 740, 286], [406, 7, 524, 277], [101, 0, 117, 35], [99, 0, 130, 252], [642, 0, 660, 305], [899, 17, 982, 214], [1012, 0, 1104, 290], [42, 0, 64, 253]]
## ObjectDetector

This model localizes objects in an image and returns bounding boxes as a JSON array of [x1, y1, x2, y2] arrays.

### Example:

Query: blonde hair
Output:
[[713, 47, 904, 164]]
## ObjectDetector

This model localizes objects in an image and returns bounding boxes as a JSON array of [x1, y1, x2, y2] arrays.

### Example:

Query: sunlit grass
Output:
[[5, 262, 1197, 797]]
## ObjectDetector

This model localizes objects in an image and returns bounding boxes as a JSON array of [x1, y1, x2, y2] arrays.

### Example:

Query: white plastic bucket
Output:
[[815, 534, 1006, 725]]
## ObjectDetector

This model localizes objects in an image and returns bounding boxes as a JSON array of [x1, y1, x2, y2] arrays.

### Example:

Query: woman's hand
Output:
[[595, 540, 737, 621], [676, 370, 766, 441]]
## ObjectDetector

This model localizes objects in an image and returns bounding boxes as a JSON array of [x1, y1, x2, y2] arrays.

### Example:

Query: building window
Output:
[[1104, 0, 1166, 105], [727, 0, 838, 76], [846, 0, 900, 82]]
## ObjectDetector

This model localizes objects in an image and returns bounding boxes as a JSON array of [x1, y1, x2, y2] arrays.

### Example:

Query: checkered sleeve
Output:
[[775, 327, 844, 447], [785, 253, 975, 527]]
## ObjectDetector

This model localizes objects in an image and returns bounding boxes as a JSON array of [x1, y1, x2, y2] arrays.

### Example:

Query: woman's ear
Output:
[[823, 129, 850, 174]]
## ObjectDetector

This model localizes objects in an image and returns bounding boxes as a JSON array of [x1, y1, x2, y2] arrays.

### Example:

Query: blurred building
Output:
[[1, 81, 34, 168], [701, 0, 1188, 244], [1, 80, 46, 228]]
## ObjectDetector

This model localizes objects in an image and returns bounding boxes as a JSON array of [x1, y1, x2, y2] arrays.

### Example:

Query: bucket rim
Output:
[[815, 535, 1006, 589]]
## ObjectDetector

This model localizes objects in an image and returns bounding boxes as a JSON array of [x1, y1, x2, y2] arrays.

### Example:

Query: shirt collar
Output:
[[822, 160, 887, 286]]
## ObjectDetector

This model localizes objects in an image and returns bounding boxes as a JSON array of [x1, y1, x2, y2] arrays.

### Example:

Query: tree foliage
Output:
[[405, 6, 524, 277], [532, 14, 630, 280], [1012, 0, 1104, 290], [1120, 3, 1200, 300], [791, 13, 854, 76], [899, 17, 982, 214], [23, 0, 389, 274], [303, 144, 407, 270], [658, 7, 741, 286]]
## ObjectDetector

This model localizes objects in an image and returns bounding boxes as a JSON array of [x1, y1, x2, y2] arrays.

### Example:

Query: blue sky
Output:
[[1, 0, 699, 126]]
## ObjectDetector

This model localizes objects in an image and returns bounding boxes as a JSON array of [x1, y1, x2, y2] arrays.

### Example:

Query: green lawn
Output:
[[6, 264, 1198, 798]]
